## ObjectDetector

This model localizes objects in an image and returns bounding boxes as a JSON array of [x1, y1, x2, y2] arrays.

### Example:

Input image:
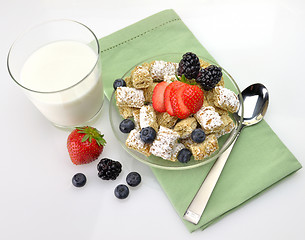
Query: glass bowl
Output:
[[109, 53, 243, 170]]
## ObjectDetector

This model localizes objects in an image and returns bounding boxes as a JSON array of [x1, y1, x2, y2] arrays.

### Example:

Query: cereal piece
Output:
[[118, 106, 134, 119], [203, 90, 214, 103], [125, 129, 151, 156], [190, 134, 219, 160], [139, 105, 158, 132], [150, 126, 179, 160], [180, 137, 195, 149], [132, 109, 141, 129], [163, 75, 176, 83], [194, 106, 223, 134], [213, 86, 239, 113], [115, 87, 145, 108], [214, 106, 228, 116], [131, 66, 153, 89], [170, 143, 185, 162], [141, 62, 151, 69], [203, 91, 228, 116], [174, 117, 197, 139], [142, 82, 158, 103], [199, 59, 210, 68], [150, 61, 178, 81], [215, 114, 235, 138], [156, 112, 178, 128], [124, 76, 133, 87]]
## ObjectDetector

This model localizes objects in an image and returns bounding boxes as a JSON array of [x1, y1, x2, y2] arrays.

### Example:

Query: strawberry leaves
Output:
[[175, 74, 197, 85], [76, 126, 106, 146], [67, 126, 106, 165]]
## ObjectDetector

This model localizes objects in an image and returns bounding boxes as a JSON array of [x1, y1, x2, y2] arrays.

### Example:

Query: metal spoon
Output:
[[183, 83, 269, 225]]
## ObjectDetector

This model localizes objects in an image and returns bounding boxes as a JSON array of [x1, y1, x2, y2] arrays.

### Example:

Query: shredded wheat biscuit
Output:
[[174, 117, 198, 139], [125, 129, 151, 156], [156, 112, 178, 128], [115, 87, 145, 108], [142, 82, 158, 103], [190, 134, 219, 160], [215, 114, 235, 138], [150, 126, 179, 160], [194, 106, 223, 134], [150, 60, 178, 81], [118, 106, 134, 119], [131, 66, 153, 89], [213, 86, 239, 113], [139, 105, 158, 132]]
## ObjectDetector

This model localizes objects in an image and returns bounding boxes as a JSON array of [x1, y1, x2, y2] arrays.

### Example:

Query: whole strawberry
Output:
[[67, 126, 106, 165]]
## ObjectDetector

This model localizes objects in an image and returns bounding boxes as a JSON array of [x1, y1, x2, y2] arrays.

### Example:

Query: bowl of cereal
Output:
[[109, 53, 243, 170]]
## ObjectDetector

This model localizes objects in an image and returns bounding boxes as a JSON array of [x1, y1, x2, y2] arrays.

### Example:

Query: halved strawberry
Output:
[[152, 81, 169, 112], [164, 81, 185, 116], [170, 85, 191, 119], [182, 85, 204, 114]]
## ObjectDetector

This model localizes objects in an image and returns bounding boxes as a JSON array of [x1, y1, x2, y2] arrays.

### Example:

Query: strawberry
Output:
[[67, 126, 106, 165], [182, 85, 204, 114], [164, 81, 185, 116], [170, 85, 192, 119], [152, 81, 169, 112]]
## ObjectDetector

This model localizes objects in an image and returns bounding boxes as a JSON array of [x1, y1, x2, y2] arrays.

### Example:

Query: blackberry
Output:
[[126, 172, 141, 187], [177, 52, 200, 79], [72, 173, 87, 187], [196, 65, 222, 91], [97, 158, 122, 180], [113, 78, 126, 90], [191, 129, 206, 143], [177, 149, 192, 163], [119, 119, 135, 133]]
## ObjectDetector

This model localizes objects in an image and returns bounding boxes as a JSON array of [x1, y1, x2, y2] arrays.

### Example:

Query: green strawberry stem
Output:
[[76, 126, 106, 147], [175, 74, 197, 85]]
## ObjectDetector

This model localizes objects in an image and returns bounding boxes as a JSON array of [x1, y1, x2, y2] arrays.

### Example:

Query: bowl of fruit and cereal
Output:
[[109, 52, 243, 170]]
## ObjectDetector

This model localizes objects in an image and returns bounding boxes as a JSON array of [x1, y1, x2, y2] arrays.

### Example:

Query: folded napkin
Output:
[[99, 9, 302, 232]]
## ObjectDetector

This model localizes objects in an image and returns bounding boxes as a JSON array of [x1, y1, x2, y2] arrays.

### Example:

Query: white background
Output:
[[1, 0, 305, 239]]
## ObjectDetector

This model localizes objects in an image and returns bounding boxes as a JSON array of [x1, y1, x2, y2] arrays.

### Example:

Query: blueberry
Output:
[[126, 172, 141, 187], [113, 78, 126, 90], [114, 184, 129, 199], [177, 148, 192, 163], [191, 128, 206, 143], [72, 173, 87, 187], [119, 119, 135, 133], [140, 127, 156, 143]]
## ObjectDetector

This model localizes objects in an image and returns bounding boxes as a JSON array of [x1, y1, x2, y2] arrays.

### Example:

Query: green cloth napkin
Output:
[[99, 9, 302, 232]]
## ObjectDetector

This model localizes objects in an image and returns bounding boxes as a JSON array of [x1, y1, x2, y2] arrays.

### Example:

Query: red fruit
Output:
[[67, 126, 106, 165], [170, 85, 192, 119], [152, 81, 169, 112], [182, 85, 204, 114], [164, 81, 185, 116]]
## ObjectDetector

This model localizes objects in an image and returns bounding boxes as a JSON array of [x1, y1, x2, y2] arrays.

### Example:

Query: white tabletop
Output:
[[1, 1, 305, 239]]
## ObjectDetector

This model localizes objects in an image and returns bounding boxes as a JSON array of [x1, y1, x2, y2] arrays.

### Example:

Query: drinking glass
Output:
[[7, 20, 104, 128]]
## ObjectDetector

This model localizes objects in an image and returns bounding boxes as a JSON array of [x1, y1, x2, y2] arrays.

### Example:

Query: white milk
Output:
[[20, 41, 103, 127]]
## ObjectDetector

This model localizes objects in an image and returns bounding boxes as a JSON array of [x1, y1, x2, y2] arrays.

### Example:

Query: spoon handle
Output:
[[183, 130, 241, 225]]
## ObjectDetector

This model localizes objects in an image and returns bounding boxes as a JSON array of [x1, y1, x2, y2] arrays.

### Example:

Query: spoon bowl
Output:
[[237, 83, 269, 127]]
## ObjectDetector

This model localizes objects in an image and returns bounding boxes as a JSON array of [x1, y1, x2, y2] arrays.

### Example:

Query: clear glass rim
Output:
[[7, 19, 100, 94], [109, 53, 244, 170]]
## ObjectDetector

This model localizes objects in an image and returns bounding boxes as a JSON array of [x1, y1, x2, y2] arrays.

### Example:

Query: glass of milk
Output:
[[7, 20, 104, 128]]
